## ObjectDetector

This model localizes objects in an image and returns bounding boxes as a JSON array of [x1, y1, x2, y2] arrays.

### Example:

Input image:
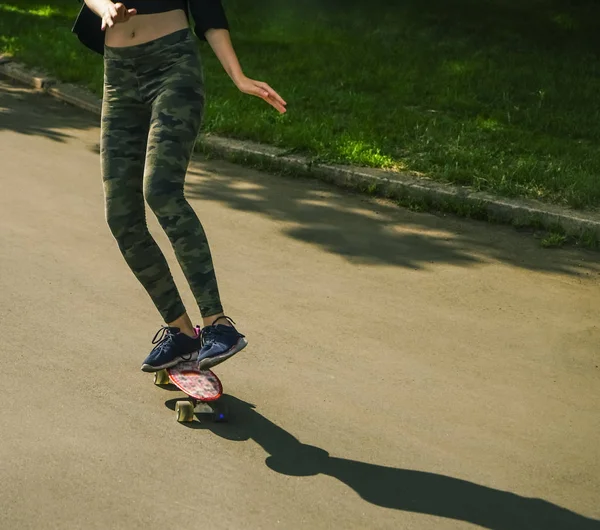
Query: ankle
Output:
[[183, 326, 200, 338], [203, 314, 233, 328], [167, 312, 197, 338]]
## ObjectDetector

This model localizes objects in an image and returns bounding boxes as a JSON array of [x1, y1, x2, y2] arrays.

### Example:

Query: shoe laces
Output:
[[200, 316, 241, 346], [200, 326, 219, 347], [151, 326, 178, 351]]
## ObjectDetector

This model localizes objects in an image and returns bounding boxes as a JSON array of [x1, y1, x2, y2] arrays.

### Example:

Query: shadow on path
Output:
[[166, 396, 599, 530], [0, 80, 96, 141], [186, 163, 600, 277], [2, 73, 598, 278]]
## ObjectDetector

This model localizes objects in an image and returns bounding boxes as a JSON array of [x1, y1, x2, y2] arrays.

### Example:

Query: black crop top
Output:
[[121, 0, 186, 15], [72, 0, 229, 55]]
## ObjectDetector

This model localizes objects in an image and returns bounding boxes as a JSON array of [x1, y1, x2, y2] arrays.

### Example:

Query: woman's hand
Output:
[[235, 76, 287, 114], [101, 2, 137, 31]]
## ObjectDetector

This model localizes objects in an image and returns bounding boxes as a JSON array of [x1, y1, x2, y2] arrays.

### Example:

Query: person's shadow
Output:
[[165, 395, 599, 529]]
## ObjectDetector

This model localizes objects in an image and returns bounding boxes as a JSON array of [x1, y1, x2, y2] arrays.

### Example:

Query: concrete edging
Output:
[[2, 55, 599, 243]]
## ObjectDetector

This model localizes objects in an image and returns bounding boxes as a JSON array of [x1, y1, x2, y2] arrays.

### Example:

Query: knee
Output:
[[145, 182, 185, 219], [105, 197, 128, 240], [105, 198, 144, 248]]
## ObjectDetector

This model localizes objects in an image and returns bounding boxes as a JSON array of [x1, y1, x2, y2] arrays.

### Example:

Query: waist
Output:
[[104, 27, 194, 61], [105, 10, 189, 49]]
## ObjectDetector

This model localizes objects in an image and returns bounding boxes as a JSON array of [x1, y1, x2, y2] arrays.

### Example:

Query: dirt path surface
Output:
[[1, 78, 599, 530]]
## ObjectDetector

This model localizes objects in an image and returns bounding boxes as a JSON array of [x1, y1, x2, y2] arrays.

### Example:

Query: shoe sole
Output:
[[140, 351, 199, 373], [197, 337, 248, 371]]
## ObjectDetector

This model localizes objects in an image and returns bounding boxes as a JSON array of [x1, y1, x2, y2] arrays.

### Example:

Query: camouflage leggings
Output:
[[101, 29, 223, 323]]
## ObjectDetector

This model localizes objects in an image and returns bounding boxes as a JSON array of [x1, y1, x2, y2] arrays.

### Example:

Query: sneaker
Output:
[[140, 326, 202, 372], [197, 316, 248, 371]]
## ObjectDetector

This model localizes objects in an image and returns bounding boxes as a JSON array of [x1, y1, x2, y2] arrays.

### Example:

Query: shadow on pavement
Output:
[[0, 81, 97, 140], [185, 164, 600, 277], [2, 74, 598, 278], [165, 395, 599, 530]]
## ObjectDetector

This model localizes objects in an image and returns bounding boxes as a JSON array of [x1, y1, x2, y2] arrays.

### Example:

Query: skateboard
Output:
[[153, 361, 228, 423]]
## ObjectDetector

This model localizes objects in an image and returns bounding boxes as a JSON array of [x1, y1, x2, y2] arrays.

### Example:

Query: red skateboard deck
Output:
[[153, 362, 227, 423], [167, 362, 222, 401]]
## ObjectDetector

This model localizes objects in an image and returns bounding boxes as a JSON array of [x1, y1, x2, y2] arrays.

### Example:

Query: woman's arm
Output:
[[205, 29, 287, 114], [204, 29, 243, 86], [83, 0, 113, 17]]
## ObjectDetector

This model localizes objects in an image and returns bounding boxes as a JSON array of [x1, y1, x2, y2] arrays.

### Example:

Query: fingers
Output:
[[101, 4, 136, 30], [101, 4, 118, 30], [238, 78, 288, 113], [269, 100, 287, 114], [113, 2, 125, 16], [101, 16, 113, 31], [249, 82, 287, 113], [256, 81, 287, 107], [114, 3, 132, 21], [108, 3, 119, 21], [260, 91, 287, 114], [123, 8, 137, 22]]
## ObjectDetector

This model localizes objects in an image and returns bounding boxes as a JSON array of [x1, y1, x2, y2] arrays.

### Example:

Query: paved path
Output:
[[0, 77, 599, 530]]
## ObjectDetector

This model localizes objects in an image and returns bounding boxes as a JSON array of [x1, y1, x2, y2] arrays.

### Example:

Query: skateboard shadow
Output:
[[165, 395, 599, 530]]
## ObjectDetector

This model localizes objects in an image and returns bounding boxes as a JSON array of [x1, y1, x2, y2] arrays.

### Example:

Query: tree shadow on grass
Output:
[[185, 159, 600, 277], [275, 0, 600, 53], [167, 395, 600, 530]]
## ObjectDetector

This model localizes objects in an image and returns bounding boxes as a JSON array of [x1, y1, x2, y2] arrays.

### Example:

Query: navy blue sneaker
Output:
[[197, 316, 248, 371], [140, 326, 202, 372]]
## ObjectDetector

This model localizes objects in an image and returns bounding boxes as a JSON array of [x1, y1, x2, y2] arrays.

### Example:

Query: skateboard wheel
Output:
[[175, 401, 194, 423], [154, 370, 170, 386]]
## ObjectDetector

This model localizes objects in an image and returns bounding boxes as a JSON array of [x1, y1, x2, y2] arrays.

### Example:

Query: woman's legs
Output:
[[101, 66, 190, 327], [102, 54, 204, 371], [102, 30, 246, 371], [139, 34, 247, 370], [141, 38, 224, 323]]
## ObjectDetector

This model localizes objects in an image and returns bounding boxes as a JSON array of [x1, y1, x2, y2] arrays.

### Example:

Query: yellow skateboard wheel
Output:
[[175, 401, 194, 423], [153, 370, 170, 386]]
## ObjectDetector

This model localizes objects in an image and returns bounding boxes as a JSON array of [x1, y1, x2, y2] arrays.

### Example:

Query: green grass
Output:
[[541, 232, 567, 248], [2, 0, 600, 209]]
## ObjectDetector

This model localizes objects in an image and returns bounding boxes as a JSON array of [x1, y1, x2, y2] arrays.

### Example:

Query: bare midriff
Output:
[[105, 10, 189, 47]]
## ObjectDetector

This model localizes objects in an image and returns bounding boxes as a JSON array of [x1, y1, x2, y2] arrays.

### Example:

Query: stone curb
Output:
[[2, 57, 599, 243], [0, 58, 51, 89]]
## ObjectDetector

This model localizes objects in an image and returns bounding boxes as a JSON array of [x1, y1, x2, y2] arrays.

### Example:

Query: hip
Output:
[[103, 29, 204, 104]]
